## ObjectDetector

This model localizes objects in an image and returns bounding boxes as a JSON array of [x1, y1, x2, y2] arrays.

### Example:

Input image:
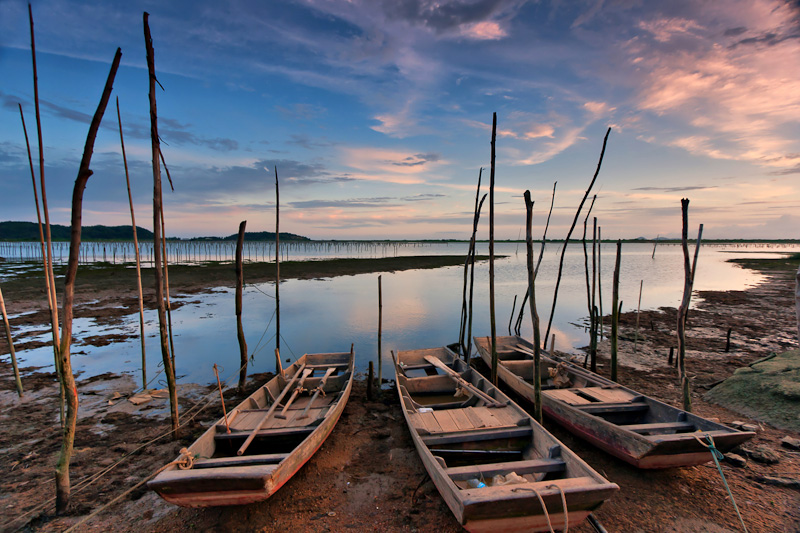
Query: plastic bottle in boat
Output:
[[466, 479, 486, 488]]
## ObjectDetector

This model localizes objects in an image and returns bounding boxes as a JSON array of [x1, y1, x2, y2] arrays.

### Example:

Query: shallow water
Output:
[[3, 242, 798, 387]]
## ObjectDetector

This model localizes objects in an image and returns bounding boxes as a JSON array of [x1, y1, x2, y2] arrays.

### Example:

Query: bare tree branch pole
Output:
[[677, 199, 703, 412], [611, 240, 621, 382], [458, 168, 483, 355], [489, 113, 498, 385], [544, 127, 611, 348], [55, 46, 122, 515], [591, 216, 598, 372], [144, 12, 179, 439], [116, 97, 147, 390], [524, 190, 542, 422], [236, 220, 248, 391]]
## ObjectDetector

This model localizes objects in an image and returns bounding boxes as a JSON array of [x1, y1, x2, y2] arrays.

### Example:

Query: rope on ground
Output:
[[63, 450, 194, 533], [694, 433, 748, 533], [3, 356, 254, 532]]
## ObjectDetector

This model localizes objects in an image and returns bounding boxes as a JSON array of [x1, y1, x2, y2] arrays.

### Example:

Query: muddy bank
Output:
[[0, 254, 799, 532]]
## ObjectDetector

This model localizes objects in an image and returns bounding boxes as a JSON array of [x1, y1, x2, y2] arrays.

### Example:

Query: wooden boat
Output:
[[149, 349, 354, 507], [474, 335, 755, 469], [394, 346, 617, 532]]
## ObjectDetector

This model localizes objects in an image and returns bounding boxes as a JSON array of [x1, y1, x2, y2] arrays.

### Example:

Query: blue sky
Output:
[[1, 0, 799, 239]]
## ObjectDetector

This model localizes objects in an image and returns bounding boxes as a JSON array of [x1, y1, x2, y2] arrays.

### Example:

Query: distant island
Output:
[[0, 221, 310, 242]]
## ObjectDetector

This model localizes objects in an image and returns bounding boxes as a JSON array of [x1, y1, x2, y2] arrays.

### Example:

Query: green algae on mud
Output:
[[705, 349, 800, 432]]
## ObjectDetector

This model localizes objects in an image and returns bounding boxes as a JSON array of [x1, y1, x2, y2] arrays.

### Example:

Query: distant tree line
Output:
[[0, 221, 153, 241], [192, 231, 310, 242]]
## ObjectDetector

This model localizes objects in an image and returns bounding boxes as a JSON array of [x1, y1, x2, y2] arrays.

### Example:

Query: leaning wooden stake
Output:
[[459, 168, 484, 355], [159, 209, 176, 370], [144, 12, 179, 439], [377, 275, 383, 394], [275, 166, 280, 356], [236, 221, 248, 391], [465, 191, 487, 360], [633, 280, 644, 352], [677, 199, 703, 412], [488, 113, 498, 385], [524, 191, 542, 422], [598, 226, 603, 340], [591, 217, 598, 372], [611, 240, 621, 382], [55, 46, 122, 515], [0, 286, 23, 397], [116, 97, 147, 390], [544, 128, 611, 347]]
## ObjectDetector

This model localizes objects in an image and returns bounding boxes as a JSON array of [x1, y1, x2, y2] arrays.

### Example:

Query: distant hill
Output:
[[193, 231, 311, 242], [0, 221, 153, 241]]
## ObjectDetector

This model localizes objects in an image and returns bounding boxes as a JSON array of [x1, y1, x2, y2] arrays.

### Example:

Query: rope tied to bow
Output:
[[694, 433, 748, 533], [511, 482, 569, 533], [176, 447, 196, 470]]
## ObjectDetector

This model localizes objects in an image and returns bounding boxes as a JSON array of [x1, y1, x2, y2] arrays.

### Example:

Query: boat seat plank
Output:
[[644, 429, 731, 442], [304, 363, 349, 369], [576, 402, 649, 414], [448, 409, 476, 431], [469, 407, 504, 428], [465, 407, 487, 429], [433, 410, 461, 433], [623, 422, 696, 434], [422, 426, 532, 446], [418, 411, 443, 433], [579, 387, 636, 404], [489, 406, 524, 426], [461, 476, 596, 500], [193, 453, 290, 469], [446, 458, 566, 481], [214, 426, 315, 442], [542, 389, 592, 405]]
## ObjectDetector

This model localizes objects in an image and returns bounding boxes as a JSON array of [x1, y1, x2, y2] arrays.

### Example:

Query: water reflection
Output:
[[4, 243, 798, 385]]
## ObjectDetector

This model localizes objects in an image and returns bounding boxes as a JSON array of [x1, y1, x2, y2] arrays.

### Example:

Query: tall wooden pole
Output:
[[489, 113, 498, 385], [591, 216, 598, 372], [598, 226, 603, 340], [677, 199, 697, 412], [544, 128, 611, 347], [144, 12, 179, 438], [116, 97, 147, 390], [160, 208, 176, 370], [236, 221, 248, 391], [275, 167, 280, 356], [524, 191, 542, 422], [611, 240, 621, 382], [377, 275, 383, 393], [634, 280, 643, 352], [55, 46, 121, 514], [28, 4, 63, 425], [0, 286, 23, 397], [459, 169, 483, 355]]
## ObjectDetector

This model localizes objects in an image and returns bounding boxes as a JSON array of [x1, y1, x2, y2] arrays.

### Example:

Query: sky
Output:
[[1, 0, 799, 240]]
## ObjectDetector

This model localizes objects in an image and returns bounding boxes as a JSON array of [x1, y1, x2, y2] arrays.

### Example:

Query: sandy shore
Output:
[[0, 254, 799, 532]]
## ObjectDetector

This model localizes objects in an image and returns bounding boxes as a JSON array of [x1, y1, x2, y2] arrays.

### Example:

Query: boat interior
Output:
[[397, 347, 585, 490], [192, 352, 353, 466], [485, 338, 730, 441]]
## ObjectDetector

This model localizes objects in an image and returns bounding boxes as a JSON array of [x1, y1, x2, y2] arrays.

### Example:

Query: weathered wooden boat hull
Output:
[[149, 350, 354, 507], [396, 346, 617, 532], [474, 335, 754, 469]]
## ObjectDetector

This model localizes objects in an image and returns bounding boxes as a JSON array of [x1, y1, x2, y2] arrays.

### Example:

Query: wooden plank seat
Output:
[[193, 453, 290, 469], [422, 426, 532, 446], [215, 426, 315, 441], [578, 386, 636, 404], [622, 422, 696, 434], [575, 402, 649, 415], [304, 363, 349, 369], [445, 458, 566, 481], [542, 389, 592, 405], [644, 429, 731, 442]]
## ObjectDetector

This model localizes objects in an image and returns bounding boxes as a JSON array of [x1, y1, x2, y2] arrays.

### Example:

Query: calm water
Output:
[[3, 242, 798, 387]]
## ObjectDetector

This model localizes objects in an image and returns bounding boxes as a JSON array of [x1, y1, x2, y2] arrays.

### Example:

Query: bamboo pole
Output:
[[465, 191, 487, 360], [0, 286, 23, 397], [591, 216, 598, 372], [377, 275, 383, 393], [55, 46, 122, 515], [28, 5, 64, 426], [116, 97, 147, 390], [144, 12, 179, 439], [489, 113, 498, 385], [598, 226, 603, 340], [611, 240, 621, 382], [236, 221, 248, 391], [544, 128, 611, 348], [275, 166, 280, 356], [524, 190, 542, 422]]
